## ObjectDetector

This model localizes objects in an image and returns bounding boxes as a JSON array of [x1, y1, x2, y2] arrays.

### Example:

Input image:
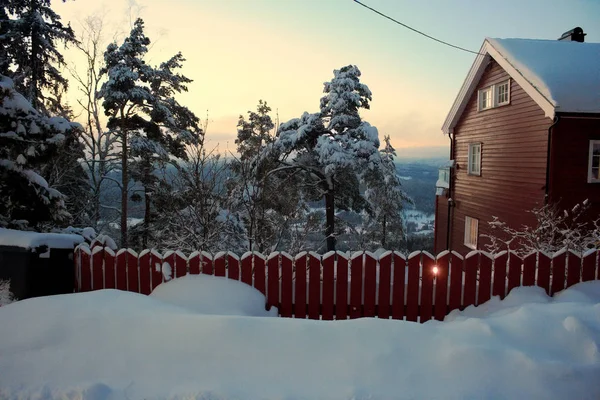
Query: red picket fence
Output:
[[74, 246, 599, 323]]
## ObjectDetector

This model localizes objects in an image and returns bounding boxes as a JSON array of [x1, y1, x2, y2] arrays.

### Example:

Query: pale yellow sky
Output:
[[53, 1, 467, 158]]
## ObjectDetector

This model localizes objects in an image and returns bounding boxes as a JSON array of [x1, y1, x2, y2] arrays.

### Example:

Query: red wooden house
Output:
[[434, 28, 600, 254]]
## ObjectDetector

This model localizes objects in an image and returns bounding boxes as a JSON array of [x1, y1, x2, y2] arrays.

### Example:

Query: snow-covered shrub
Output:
[[484, 200, 600, 256], [0, 280, 15, 306]]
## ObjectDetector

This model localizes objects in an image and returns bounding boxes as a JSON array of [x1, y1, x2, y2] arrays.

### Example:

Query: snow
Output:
[[0, 228, 84, 250], [488, 38, 600, 113], [0, 279, 14, 306], [0, 282, 599, 399], [149, 274, 278, 317]]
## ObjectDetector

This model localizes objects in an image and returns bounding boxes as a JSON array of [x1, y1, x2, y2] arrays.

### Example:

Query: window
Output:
[[589, 140, 600, 183], [468, 143, 481, 176], [478, 87, 492, 110], [496, 80, 510, 105], [464, 216, 479, 249], [478, 80, 510, 111]]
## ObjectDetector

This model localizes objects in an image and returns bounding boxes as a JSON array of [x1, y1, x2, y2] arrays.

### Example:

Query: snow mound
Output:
[[0, 282, 598, 399], [0, 227, 84, 250], [149, 274, 278, 317]]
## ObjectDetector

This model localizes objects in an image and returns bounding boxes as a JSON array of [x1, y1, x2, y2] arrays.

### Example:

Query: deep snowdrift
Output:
[[0, 282, 599, 399], [149, 274, 278, 317]]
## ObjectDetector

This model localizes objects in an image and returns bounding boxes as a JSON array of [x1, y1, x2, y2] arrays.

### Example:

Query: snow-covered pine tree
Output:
[[272, 65, 380, 251], [0, 75, 80, 229], [230, 100, 300, 252], [362, 135, 410, 249], [99, 19, 201, 248], [0, 0, 77, 115]]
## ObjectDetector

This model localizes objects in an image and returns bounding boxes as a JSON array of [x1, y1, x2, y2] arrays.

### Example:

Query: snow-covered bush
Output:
[[0, 280, 15, 306], [484, 200, 600, 256]]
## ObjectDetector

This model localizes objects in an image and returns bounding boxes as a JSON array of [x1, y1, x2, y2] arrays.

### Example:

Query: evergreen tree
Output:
[[363, 135, 409, 249], [98, 18, 200, 248], [0, 75, 80, 229], [272, 65, 381, 251], [0, 0, 77, 114]]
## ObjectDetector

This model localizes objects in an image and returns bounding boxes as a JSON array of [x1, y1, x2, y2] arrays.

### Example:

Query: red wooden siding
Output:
[[75, 246, 600, 323], [449, 59, 552, 254], [549, 116, 600, 218]]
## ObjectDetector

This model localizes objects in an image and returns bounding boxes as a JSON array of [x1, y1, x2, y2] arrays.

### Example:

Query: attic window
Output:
[[589, 140, 600, 183], [478, 87, 493, 110], [478, 80, 511, 111]]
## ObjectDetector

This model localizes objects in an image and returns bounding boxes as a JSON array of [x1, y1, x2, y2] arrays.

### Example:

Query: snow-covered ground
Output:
[[0, 277, 599, 399]]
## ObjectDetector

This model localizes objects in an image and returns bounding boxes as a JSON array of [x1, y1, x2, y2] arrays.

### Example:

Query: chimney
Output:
[[558, 27, 586, 42]]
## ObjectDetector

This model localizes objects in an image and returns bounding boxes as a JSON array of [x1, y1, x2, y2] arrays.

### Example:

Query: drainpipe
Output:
[[445, 132, 454, 250], [545, 116, 560, 204]]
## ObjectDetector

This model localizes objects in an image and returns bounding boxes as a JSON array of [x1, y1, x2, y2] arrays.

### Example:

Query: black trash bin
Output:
[[0, 229, 83, 300]]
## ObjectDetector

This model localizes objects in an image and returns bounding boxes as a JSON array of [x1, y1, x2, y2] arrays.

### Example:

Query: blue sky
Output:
[[55, 0, 600, 158]]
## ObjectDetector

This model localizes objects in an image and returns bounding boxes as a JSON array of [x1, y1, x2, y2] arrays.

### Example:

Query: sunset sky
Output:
[[54, 0, 600, 159]]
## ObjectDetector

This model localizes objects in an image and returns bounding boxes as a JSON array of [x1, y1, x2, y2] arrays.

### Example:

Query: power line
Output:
[[353, 0, 482, 56]]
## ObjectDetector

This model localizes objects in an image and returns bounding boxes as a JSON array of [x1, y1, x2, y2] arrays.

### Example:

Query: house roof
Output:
[[442, 38, 600, 135]]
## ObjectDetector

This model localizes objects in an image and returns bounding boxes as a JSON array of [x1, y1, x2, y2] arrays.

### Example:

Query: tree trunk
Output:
[[382, 214, 387, 248], [325, 188, 335, 251], [120, 131, 128, 248], [143, 185, 151, 248]]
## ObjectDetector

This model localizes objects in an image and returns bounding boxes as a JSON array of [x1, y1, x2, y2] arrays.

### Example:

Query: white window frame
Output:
[[588, 140, 600, 183], [464, 216, 479, 250], [468, 143, 482, 176], [478, 80, 511, 111], [478, 86, 493, 111], [496, 79, 511, 106]]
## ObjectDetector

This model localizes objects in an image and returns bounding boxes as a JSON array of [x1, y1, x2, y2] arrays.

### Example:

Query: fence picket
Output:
[[92, 247, 104, 290], [335, 253, 349, 320], [267, 253, 280, 312], [463, 252, 478, 307], [295, 253, 307, 318], [139, 251, 152, 295], [537, 253, 551, 294], [254, 253, 266, 296], [377, 252, 392, 319], [127, 250, 139, 292], [582, 250, 597, 282], [150, 251, 163, 290], [188, 252, 201, 275], [507, 252, 522, 294], [115, 250, 127, 291], [478, 253, 492, 305], [227, 253, 240, 281], [551, 251, 567, 295], [280, 253, 293, 318], [391, 253, 406, 320], [493, 252, 507, 299], [308, 253, 321, 320], [214, 253, 226, 277], [201, 252, 213, 275], [522, 253, 536, 287], [363, 253, 377, 318], [175, 252, 187, 278], [241, 253, 252, 285], [420, 252, 435, 323], [566, 251, 582, 289], [104, 248, 116, 289], [163, 252, 176, 283], [349, 252, 363, 319], [434, 252, 450, 321], [448, 252, 463, 312], [406, 252, 420, 322], [80, 247, 92, 292], [321, 253, 335, 320]]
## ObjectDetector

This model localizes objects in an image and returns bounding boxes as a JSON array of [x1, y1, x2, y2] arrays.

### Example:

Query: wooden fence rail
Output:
[[74, 246, 599, 323]]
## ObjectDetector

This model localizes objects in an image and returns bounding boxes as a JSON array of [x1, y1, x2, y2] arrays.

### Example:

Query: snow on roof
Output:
[[0, 228, 84, 250], [488, 38, 600, 114]]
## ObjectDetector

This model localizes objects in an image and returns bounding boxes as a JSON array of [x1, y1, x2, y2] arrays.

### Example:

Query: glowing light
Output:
[[432, 266, 439, 275]]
